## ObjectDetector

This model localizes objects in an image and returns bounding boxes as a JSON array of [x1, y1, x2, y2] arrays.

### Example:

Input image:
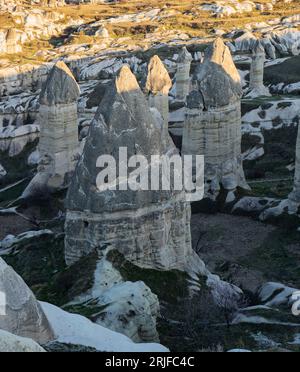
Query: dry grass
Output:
[[1, 0, 300, 62], [55, 0, 300, 37]]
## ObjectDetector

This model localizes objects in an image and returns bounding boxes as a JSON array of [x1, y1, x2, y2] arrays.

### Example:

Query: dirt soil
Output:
[[0, 214, 35, 240], [191, 213, 277, 293]]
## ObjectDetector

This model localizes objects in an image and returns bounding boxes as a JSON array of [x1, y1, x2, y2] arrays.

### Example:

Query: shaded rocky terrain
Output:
[[0, 0, 300, 353]]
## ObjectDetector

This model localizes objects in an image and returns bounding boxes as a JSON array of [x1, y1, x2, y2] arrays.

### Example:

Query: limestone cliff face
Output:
[[65, 65, 196, 271], [182, 38, 249, 201], [0, 257, 54, 344], [176, 47, 193, 102], [145, 56, 172, 136], [22, 61, 80, 198]]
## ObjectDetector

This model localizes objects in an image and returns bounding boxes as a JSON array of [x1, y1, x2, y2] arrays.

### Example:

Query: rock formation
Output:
[[65, 65, 197, 271], [71, 256, 161, 343], [145, 55, 172, 137], [0, 330, 46, 352], [0, 257, 54, 344], [176, 47, 193, 101], [182, 38, 249, 202], [21, 61, 80, 198], [247, 41, 270, 98]]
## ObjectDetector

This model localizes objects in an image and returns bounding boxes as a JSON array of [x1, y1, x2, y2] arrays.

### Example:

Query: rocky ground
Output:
[[1, 0, 300, 353]]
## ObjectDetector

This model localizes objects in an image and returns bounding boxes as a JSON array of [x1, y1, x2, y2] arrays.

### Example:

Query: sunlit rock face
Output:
[[182, 38, 249, 201], [247, 41, 270, 98], [175, 47, 193, 102], [145, 55, 172, 136], [22, 61, 80, 198], [65, 65, 198, 271], [0, 257, 54, 345]]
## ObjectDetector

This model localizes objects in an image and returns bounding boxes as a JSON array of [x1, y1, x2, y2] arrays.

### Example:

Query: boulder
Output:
[[0, 257, 54, 344], [0, 330, 46, 352]]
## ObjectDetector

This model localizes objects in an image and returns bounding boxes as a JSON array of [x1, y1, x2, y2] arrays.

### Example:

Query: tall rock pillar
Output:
[[65, 65, 199, 272], [182, 38, 249, 201], [289, 121, 300, 204], [176, 47, 193, 102], [145, 56, 172, 138], [22, 61, 80, 198], [247, 41, 270, 98]]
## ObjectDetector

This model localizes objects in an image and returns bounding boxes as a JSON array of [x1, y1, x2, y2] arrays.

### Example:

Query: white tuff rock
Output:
[[0, 330, 46, 352], [0, 257, 54, 344], [247, 41, 271, 98], [65, 65, 200, 272], [22, 61, 80, 198], [182, 38, 249, 200], [145, 55, 172, 137], [175, 47, 193, 101]]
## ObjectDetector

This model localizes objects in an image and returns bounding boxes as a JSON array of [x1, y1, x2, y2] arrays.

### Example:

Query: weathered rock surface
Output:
[[0, 257, 54, 344], [66, 66, 198, 269], [65, 65, 197, 272], [0, 330, 46, 352], [145, 55, 172, 134], [69, 256, 161, 343], [0, 124, 39, 157], [175, 47, 193, 102], [22, 61, 80, 198], [247, 41, 270, 98], [0, 63, 53, 99], [41, 301, 168, 352], [182, 38, 249, 200], [39, 61, 80, 106]]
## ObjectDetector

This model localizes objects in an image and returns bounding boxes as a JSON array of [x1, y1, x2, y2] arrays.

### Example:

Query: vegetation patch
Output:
[[107, 249, 190, 305], [239, 228, 300, 288]]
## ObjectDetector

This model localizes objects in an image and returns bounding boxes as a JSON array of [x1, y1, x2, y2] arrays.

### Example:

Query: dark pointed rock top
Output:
[[39, 61, 80, 106], [177, 47, 193, 64], [189, 38, 242, 109], [145, 55, 172, 95], [66, 65, 178, 214], [253, 40, 265, 55]]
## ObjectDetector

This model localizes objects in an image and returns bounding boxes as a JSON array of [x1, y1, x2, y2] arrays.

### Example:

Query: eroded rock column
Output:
[[65, 65, 198, 272], [182, 38, 249, 201], [176, 47, 193, 102], [247, 41, 270, 98], [22, 61, 80, 198], [145, 55, 172, 137], [0, 257, 54, 344]]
